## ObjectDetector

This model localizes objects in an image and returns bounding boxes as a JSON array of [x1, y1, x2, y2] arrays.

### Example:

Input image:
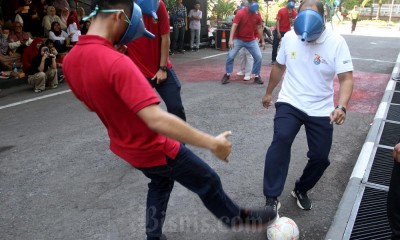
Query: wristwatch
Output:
[[335, 105, 347, 114], [160, 66, 167, 72]]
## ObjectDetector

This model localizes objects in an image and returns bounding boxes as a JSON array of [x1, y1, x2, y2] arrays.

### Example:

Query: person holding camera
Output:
[[25, 44, 58, 93]]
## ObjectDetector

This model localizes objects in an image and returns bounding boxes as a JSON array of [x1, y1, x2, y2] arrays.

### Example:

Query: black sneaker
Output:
[[254, 76, 264, 84], [291, 189, 312, 210], [235, 206, 277, 230], [265, 197, 281, 213], [221, 74, 230, 84]]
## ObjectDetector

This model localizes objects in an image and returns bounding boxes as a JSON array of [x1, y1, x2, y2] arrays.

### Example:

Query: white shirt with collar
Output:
[[276, 26, 353, 116]]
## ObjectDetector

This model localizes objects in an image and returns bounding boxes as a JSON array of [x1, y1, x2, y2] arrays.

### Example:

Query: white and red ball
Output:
[[267, 216, 300, 240]]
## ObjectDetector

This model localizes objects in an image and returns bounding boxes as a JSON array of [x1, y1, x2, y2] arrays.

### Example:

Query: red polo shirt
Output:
[[276, 7, 297, 33], [126, 1, 173, 78], [63, 35, 180, 168], [233, 8, 263, 41]]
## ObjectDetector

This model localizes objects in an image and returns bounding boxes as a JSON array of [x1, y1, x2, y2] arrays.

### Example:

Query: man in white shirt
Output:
[[261, 0, 354, 213], [188, 1, 202, 51]]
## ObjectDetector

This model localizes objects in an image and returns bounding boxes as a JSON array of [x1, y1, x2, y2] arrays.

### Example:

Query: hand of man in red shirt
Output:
[[152, 70, 167, 84], [211, 131, 233, 162]]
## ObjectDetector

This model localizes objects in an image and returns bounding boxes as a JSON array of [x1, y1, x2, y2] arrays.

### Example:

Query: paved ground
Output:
[[0, 25, 399, 240]]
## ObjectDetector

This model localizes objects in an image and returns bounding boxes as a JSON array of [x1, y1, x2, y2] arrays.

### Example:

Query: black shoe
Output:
[[254, 76, 264, 84], [221, 74, 230, 84], [235, 206, 277, 230], [177, 50, 185, 54], [265, 197, 281, 213], [58, 75, 64, 83], [195, 48, 199, 52], [291, 189, 312, 210], [190, 48, 195, 52]]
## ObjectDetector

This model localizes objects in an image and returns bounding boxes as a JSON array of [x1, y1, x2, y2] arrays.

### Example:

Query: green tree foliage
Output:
[[209, 0, 236, 21]]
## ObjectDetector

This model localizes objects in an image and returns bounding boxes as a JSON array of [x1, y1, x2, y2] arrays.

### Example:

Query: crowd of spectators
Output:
[[0, 0, 88, 91]]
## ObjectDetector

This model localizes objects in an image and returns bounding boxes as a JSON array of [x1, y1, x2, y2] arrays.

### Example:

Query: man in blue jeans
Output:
[[221, 0, 265, 85], [261, 0, 353, 213], [127, 0, 186, 121], [64, 1, 277, 240]]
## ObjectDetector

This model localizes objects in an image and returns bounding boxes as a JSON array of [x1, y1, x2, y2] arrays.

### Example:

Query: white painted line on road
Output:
[[352, 57, 395, 64], [0, 90, 71, 110], [351, 141, 374, 179], [200, 52, 228, 60]]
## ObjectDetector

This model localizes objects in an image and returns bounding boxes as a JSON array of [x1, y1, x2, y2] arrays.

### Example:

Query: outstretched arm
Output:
[[137, 104, 232, 161]]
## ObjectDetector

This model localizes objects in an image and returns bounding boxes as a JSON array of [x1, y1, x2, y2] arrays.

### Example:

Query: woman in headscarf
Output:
[[76, 7, 86, 28], [22, 37, 43, 72], [42, 6, 66, 37], [60, 7, 70, 30], [49, 21, 71, 52], [66, 10, 81, 44], [7, 21, 33, 54]]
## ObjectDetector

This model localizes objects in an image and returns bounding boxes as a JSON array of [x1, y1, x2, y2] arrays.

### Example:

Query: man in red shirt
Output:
[[126, 1, 185, 121], [63, 1, 277, 239], [221, 0, 265, 85], [271, 0, 297, 64]]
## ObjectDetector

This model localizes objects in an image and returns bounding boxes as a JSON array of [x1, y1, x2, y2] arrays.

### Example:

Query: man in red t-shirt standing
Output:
[[221, 0, 265, 85], [126, 1, 185, 121], [63, 1, 277, 239], [271, 0, 297, 64]]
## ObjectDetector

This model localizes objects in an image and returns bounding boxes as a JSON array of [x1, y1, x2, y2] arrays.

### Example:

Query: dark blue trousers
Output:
[[138, 144, 241, 240], [149, 68, 186, 121], [263, 103, 333, 197]]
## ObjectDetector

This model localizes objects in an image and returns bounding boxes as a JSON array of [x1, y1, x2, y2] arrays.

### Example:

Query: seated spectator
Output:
[[60, 7, 70, 30], [44, 39, 58, 56], [42, 6, 66, 37], [32, 0, 49, 21], [48, 21, 71, 52], [66, 10, 80, 44], [7, 21, 33, 54], [22, 37, 43, 72], [77, 7, 86, 28], [53, 0, 70, 16], [80, 20, 90, 35], [24, 44, 58, 93], [0, 24, 22, 71], [15, 0, 43, 37]]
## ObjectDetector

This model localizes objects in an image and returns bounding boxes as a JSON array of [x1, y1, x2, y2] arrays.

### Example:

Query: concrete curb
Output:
[[325, 52, 400, 240]]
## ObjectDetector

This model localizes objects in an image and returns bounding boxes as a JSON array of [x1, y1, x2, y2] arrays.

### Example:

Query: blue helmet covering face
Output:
[[83, 2, 155, 45], [118, 2, 155, 45], [249, 2, 259, 13], [136, 0, 160, 20], [287, 1, 295, 9], [294, 9, 324, 42]]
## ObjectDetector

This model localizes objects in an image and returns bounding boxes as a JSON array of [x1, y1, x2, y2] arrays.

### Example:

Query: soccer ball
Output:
[[266, 216, 300, 240]]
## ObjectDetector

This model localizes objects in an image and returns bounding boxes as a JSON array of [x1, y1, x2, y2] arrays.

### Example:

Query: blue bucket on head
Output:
[[136, 0, 160, 20], [294, 9, 324, 42], [249, 2, 259, 13], [118, 2, 155, 45]]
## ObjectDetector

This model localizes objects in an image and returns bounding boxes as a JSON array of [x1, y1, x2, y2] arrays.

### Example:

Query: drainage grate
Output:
[[367, 147, 394, 187], [379, 122, 400, 147], [387, 104, 400, 122], [396, 82, 400, 91], [350, 187, 392, 240], [392, 92, 400, 104]]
